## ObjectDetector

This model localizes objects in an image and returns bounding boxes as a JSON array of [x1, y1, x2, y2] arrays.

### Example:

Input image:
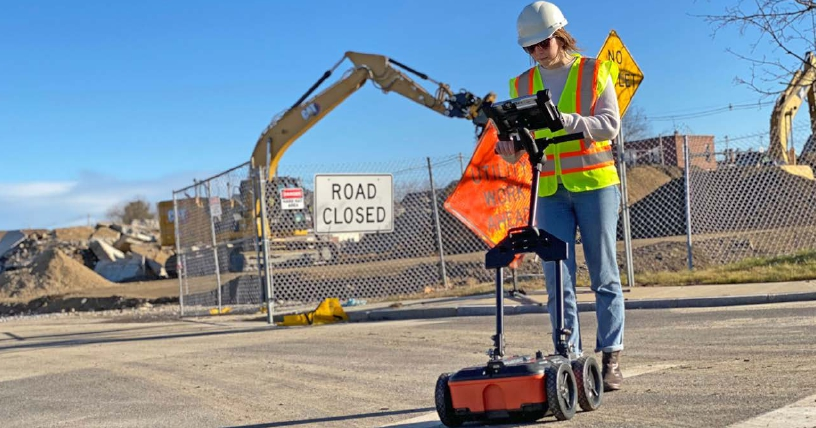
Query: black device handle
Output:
[[504, 132, 584, 160], [493, 131, 585, 155], [514, 131, 585, 152]]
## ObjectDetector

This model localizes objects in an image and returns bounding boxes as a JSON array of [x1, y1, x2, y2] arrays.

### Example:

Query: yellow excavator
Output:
[[159, 51, 495, 266], [250, 51, 495, 178], [768, 51, 816, 179]]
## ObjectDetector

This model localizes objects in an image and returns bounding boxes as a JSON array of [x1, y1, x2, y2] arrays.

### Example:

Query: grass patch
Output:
[[370, 250, 816, 303], [633, 250, 816, 286]]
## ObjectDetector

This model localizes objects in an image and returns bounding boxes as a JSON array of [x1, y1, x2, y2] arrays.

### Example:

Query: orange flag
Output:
[[444, 121, 534, 268]]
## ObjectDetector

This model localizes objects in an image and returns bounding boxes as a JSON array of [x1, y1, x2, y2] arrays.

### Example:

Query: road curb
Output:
[[347, 292, 816, 322]]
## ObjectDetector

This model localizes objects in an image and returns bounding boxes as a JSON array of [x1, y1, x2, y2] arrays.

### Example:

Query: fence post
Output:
[[172, 192, 184, 317], [684, 135, 694, 270], [616, 130, 635, 287], [206, 181, 223, 314], [257, 168, 275, 324], [427, 157, 449, 288]]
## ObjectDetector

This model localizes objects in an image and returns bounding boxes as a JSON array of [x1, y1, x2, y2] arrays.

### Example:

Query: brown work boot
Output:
[[602, 351, 623, 391]]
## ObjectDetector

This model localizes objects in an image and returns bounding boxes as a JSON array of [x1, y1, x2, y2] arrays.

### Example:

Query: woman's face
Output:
[[525, 37, 564, 68]]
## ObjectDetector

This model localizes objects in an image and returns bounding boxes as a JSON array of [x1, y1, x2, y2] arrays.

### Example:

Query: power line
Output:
[[713, 122, 812, 145], [645, 98, 771, 116], [647, 100, 775, 122]]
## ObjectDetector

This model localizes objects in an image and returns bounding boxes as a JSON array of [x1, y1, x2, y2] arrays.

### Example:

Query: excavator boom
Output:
[[769, 51, 816, 164], [250, 51, 495, 178]]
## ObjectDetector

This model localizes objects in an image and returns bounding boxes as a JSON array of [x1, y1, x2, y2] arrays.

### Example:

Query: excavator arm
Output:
[[250, 51, 495, 179], [769, 51, 816, 164]]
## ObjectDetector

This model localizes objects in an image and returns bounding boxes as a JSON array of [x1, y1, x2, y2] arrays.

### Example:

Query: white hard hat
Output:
[[516, 1, 568, 47]]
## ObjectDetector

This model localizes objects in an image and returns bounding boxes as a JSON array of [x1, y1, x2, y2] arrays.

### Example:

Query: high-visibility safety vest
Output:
[[509, 54, 620, 197]]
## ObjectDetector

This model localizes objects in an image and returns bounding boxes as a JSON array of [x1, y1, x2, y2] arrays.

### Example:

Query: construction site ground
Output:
[[2, 299, 815, 428]]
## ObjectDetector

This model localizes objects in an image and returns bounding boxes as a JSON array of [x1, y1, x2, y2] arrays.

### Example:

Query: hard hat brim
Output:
[[517, 20, 567, 47]]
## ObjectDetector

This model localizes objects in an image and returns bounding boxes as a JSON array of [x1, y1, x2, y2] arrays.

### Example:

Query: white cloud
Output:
[[0, 181, 77, 199], [0, 169, 218, 230]]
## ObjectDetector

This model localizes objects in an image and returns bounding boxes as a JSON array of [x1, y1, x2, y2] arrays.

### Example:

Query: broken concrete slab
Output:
[[131, 218, 160, 230], [94, 253, 148, 282], [129, 232, 155, 243], [129, 243, 172, 265], [0, 230, 25, 260], [145, 258, 167, 278], [89, 238, 125, 262], [112, 235, 139, 253], [90, 227, 120, 244]]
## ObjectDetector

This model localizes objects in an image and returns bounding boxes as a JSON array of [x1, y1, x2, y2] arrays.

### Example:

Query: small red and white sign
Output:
[[209, 196, 222, 219], [280, 188, 305, 210]]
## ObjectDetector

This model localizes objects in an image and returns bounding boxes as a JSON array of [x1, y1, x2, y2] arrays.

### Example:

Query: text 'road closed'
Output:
[[314, 174, 394, 234]]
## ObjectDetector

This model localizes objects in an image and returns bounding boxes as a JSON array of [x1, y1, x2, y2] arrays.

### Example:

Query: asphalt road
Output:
[[0, 301, 815, 427]]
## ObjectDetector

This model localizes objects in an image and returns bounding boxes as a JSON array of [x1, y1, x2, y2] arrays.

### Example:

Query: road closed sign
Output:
[[314, 174, 393, 234]]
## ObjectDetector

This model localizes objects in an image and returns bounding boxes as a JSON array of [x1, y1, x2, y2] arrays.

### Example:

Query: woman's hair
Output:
[[526, 27, 582, 66], [554, 28, 581, 53]]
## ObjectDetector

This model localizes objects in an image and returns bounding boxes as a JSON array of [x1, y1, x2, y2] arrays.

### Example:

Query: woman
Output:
[[496, 0, 625, 392]]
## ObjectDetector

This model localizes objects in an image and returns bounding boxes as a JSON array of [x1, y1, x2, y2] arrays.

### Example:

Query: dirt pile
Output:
[[0, 248, 114, 300], [625, 165, 684, 204], [0, 221, 173, 287]]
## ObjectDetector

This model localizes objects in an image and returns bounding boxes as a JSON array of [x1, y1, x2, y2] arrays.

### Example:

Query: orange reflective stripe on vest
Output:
[[513, 68, 536, 98], [508, 54, 620, 196], [559, 145, 615, 173]]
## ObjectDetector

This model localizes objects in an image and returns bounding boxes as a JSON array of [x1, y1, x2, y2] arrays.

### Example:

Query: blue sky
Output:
[[0, 0, 809, 230]]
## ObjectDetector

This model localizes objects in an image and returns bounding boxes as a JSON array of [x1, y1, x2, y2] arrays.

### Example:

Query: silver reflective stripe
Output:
[[559, 149, 615, 171], [579, 58, 597, 117], [542, 160, 556, 173]]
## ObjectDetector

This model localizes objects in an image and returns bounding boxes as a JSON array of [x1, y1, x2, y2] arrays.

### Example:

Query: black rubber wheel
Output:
[[572, 355, 603, 411], [435, 373, 463, 427], [545, 363, 577, 421]]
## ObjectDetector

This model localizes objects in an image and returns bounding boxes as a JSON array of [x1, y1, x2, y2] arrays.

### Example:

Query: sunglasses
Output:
[[523, 37, 553, 54]]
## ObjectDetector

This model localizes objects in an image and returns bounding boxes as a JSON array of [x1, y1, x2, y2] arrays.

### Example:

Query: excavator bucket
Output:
[[277, 297, 349, 326], [781, 165, 815, 180]]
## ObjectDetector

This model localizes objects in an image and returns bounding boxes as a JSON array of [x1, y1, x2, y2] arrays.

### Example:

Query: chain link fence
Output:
[[620, 123, 816, 277], [171, 124, 816, 317], [172, 162, 264, 316], [264, 154, 494, 308]]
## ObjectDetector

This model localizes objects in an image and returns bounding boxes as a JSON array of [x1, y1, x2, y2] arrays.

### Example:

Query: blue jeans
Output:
[[536, 184, 625, 354]]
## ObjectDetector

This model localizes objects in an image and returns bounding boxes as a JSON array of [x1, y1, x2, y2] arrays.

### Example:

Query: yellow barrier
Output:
[[277, 298, 349, 326]]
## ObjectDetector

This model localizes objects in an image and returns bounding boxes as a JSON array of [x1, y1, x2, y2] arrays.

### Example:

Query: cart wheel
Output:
[[545, 363, 577, 421], [572, 355, 603, 411], [435, 373, 463, 427]]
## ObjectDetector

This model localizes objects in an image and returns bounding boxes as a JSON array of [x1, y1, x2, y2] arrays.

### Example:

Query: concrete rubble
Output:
[[0, 219, 175, 284]]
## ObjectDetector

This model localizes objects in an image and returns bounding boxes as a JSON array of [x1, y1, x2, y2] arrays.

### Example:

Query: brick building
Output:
[[624, 132, 717, 170]]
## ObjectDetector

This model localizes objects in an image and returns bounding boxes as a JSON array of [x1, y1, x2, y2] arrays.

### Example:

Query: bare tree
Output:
[[106, 196, 155, 225], [622, 105, 652, 141], [698, 0, 816, 96]]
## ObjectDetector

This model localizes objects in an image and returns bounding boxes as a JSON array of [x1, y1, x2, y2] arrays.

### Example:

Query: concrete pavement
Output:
[[3, 300, 816, 427]]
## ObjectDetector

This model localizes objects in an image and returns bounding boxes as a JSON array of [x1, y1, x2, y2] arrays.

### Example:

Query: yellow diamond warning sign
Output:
[[598, 29, 643, 116]]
